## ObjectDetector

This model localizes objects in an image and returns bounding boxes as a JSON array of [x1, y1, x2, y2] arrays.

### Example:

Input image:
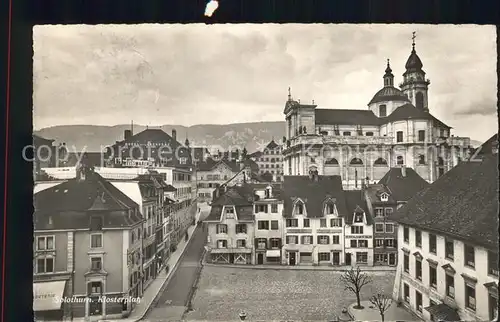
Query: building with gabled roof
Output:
[[389, 151, 499, 321], [282, 172, 348, 265], [104, 128, 192, 169], [33, 166, 144, 321], [283, 39, 471, 189], [343, 190, 374, 266], [204, 184, 256, 264]]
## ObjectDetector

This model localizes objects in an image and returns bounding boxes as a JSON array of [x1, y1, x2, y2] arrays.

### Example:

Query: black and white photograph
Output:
[[31, 22, 498, 322]]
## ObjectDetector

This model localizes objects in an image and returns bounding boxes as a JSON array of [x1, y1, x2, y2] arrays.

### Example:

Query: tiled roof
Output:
[[196, 158, 241, 173], [34, 170, 143, 230], [473, 133, 498, 158], [205, 184, 255, 222], [282, 175, 347, 218], [110, 129, 191, 167], [377, 167, 429, 202], [385, 103, 450, 128], [368, 86, 410, 105], [389, 155, 499, 250], [265, 140, 279, 150], [344, 190, 373, 225], [364, 184, 396, 204], [249, 151, 263, 158], [315, 109, 381, 126]]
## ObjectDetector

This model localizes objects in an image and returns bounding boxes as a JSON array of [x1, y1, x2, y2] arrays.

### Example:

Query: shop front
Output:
[[33, 280, 67, 321]]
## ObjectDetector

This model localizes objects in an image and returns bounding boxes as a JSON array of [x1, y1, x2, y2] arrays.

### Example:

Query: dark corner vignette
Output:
[[2, 1, 500, 322]]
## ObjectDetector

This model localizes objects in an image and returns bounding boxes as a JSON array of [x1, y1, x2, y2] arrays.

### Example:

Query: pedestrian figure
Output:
[[185, 231, 189, 241]]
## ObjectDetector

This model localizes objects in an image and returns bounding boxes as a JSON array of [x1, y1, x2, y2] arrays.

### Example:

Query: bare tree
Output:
[[369, 293, 392, 322], [340, 266, 372, 309]]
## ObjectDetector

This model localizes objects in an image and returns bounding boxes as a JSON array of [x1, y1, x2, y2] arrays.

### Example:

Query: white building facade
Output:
[[282, 42, 471, 189], [396, 226, 498, 321]]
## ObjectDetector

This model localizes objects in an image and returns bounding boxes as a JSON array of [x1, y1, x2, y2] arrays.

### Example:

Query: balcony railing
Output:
[[289, 134, 394, 147]]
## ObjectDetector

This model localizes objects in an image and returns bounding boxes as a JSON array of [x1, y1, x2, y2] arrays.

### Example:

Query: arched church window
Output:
[[416, 92, 424, 109], [418, 155, 426, 165], [379, 105, 387, 117], [397, 156, 404, 165], [350, 158, 363, 165], [325, 158, 339, 165], [373, 158, 388, 166]]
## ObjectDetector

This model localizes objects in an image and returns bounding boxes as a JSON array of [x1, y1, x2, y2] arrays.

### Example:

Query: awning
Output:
[[425, 303, 461, 321], [266, 250, 281, 257], [33, 280, 67, 311]]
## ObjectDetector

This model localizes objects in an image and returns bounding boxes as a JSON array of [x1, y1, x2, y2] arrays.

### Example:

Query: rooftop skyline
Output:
[[33, 24, 497, 141]]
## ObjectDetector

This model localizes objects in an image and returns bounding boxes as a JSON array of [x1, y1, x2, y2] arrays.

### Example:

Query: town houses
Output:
[[390, 135, 498, 321], [33, 164, 144, 321], [281, 172, 346, 266], [33, 127, 198, 319], [249, 139, 284, 182], [203, 163, 436, 267], [252, 183, 284, 264], [204, 185, 256, 264], [364, 166, 430, 266]]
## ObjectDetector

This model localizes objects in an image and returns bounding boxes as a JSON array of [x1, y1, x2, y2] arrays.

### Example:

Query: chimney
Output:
[[124, 129, 132, 140], [172, 129, 177, 141], [401, 166, 406, 177]]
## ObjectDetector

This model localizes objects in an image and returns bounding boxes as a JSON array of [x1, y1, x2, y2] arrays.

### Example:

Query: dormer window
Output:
[[90, 216, 103, 231], [225, 207, 235, 219], [354, 213, 364, 223], [294, 201, 304, 215], [326, 204, 334, 214], [265, 187, 272, 198], [380, 193, 389, 202]]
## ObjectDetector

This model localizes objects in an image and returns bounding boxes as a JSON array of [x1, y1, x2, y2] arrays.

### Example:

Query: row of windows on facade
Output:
[[403, 227, 499, 277], [317, 127, 447, 141], [402, 268, 497, 318], [287, 251, 369, 264], [314, 154, 446, 168], [285, 217, 349, 228], [217, 238, 281, 249], [173, 172, 191, 181], [257, 157, 283, 162], [260, 164, 283, 170], [261, 149, 282, 155]]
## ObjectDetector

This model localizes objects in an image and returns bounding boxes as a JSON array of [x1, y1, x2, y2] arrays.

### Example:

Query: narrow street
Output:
[[143, 204, 209, 321]]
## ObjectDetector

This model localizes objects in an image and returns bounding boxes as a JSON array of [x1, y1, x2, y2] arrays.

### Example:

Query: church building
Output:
[[282, 37, 471, 189]]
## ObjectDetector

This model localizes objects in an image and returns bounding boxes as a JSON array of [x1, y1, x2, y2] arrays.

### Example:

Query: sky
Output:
[[33, 24, 497, 141]]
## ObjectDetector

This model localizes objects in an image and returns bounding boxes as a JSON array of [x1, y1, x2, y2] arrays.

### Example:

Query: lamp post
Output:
[[238, 311, 247, 321]]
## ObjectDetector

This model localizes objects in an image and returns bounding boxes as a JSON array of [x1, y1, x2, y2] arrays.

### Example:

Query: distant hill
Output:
[[469, 139, 483, 148], [34, 122, 485, 153], [34, 122, 287, 153]]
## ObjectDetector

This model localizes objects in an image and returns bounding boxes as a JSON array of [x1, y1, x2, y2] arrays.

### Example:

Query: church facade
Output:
[[283, 41, 471, 189]]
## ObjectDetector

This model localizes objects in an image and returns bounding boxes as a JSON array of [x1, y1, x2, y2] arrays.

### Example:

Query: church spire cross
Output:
[[288, 87, 292, 101], [412, 31, 416, 50]]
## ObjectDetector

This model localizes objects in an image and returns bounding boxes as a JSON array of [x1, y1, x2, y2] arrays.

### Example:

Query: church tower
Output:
[[383, 59, 394, 87], [400, 32, 430, 112]]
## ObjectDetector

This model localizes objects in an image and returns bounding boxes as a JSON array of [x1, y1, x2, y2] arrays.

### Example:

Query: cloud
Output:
[[33, 24, 497, 141], [453, 97, 497, 117]]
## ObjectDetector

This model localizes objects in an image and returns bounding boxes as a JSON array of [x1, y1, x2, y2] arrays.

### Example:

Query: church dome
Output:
[[405, 48, 423, 70], [368, 86, 410, 105]]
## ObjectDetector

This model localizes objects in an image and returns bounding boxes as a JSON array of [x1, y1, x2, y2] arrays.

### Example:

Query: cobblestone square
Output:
[[184, 266, 396, 321]]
